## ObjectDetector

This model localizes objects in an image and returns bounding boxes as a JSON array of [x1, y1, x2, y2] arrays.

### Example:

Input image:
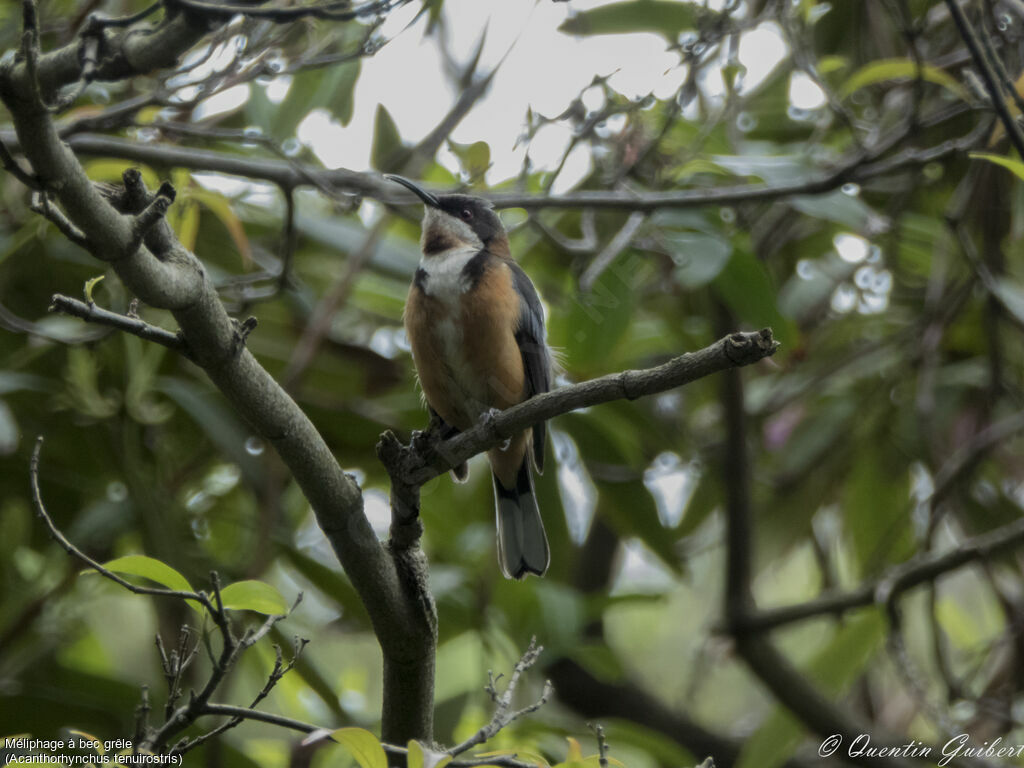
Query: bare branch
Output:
[[83, 3, 162, 29], [589, 724, 609, 768], [713, 333, 920, 768], [166, 0, 403, 23], [134, 686, 151, 746], [197, 702, 320, 733], [30, 192, 90, 249], [530, 210, 599, 255], [578, 211, 646, 292], [730, 472, 1024, 634], [11, 101, 975, 214], [380, 328, 778, 526], [449, 639, 553, 757], [173, 634, 309, 754], [30, 436, 217, 613], [49, 33, 99, 112], [0, 135, 40, 189], [943, 0, 1024, 158], [49, 294, 189, 356]]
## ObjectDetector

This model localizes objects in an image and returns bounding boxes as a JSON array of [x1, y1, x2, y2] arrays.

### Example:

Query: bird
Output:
[[386, 174, 553, 579]]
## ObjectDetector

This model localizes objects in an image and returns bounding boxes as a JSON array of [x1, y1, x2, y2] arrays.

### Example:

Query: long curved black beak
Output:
[[385, 175, 441, 208]]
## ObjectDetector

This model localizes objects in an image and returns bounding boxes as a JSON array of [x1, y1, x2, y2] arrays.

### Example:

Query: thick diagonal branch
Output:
[[1, 2, 434, 745]]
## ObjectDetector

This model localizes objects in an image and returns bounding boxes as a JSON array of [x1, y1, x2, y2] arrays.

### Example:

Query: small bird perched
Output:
[[387, 175, 553, 579]]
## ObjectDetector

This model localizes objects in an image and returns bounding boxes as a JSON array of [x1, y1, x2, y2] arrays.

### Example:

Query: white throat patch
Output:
[[418, 246, 478, 302]]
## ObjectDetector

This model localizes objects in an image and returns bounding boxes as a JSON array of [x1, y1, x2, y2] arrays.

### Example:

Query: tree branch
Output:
[[943, 0, 1024, 158], [30, 436, 217, 612], [546, 658, 756, 768], [166, 0, 403, 22], [379, 329, 778, 527], [578, 211, 646, 292], [49, 293, 189, 355], [713, 338, 920, 768], [449, 639, 553, 757], [2, 2, 436, 746], [0, 0, 213, 106], [0, 103, 974, 213]]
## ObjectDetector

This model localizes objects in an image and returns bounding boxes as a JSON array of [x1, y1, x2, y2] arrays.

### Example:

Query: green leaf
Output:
[[83, 160, 161, 190], [551, 252, 637, 370], [275, 60, 361, 136], [817, 55, 848, 75], [447, 139, 491, 179], [155, 376, 264, 485], [83, 275, 104, 304], [791, 190, 886, 231], [564, 737, 585, 767], [407, 740, 424, 768], [61, 347, 119, 419], [666, 231, 733, 288], [328, 727, 388, 768], [840, 58, 968, 101], [407, 741, 452, 768], [735, 613, 885, 768], [559, 0, 698, 40], [560, 412, 681, 573], [0, 399, 18, 455], [218, 580, 289, 615], [189, 189, 253, 266], [675, 157, 733, 178], [281, 544, 369, 624], [713, 247, 796, 349], [990, 277, 1024, 325], [969, 151, 1024, 182], [843, 451, 913, 577], [371, 104, 408, 173], [99, 554, 193, 593], [173, 200, 201, 253], [435, 632, 484, 703]]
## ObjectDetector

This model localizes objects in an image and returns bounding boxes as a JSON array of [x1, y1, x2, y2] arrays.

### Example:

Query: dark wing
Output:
[[508, 261, 552, 473]]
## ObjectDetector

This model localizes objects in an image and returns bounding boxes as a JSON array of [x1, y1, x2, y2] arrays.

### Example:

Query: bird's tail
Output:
[[493, 459, 549, 579]]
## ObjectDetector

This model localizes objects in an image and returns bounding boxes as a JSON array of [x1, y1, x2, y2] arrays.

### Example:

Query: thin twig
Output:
[[82, 2, 161, 30], [0, 135, 39, 189], [579, 211, 646, 292], [281, 219, 385, 391], [448, 639, 553, 757], [50, 34, 99, 112], [49, 294, 189, 357], [30, 436, 216, 612], [30, 192, 90, 249], [589, 724, 609, 768], [943, 0, 1024, 158], [734, 512, 1024, 633], [277, 188, 297, 290], [173, 635, 309, 754], [42, 100, 979, 213], [165, 0, 402, 22]]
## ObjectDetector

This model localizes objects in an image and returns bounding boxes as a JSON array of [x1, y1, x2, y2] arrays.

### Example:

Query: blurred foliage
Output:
[[3, 0, 1024, 767]]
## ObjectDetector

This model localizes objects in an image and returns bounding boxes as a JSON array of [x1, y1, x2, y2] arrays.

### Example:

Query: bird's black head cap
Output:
[[435, 193, 504, 246]]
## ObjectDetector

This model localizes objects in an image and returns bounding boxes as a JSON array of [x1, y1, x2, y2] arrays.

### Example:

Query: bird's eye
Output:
[[460, 208, 473, 221]]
